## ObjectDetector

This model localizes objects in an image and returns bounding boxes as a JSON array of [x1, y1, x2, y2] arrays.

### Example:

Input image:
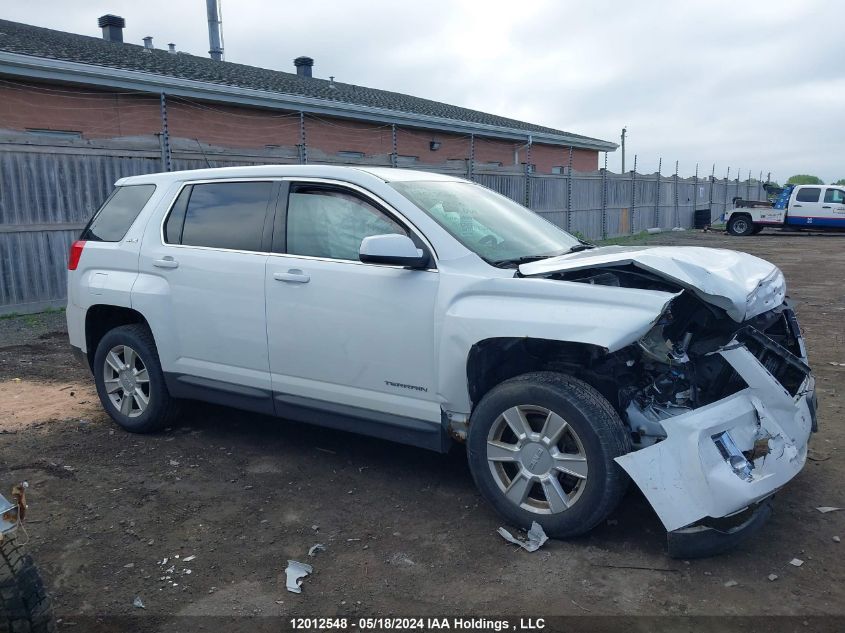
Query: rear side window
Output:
[[165, 181, 273, 251], [824, 188, 845, 204], [795, 187, 821, 203], [81, 184, 156, 242]]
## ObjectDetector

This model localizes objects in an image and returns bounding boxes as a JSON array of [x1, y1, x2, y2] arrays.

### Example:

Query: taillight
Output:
[[68, 240, 86, 271]]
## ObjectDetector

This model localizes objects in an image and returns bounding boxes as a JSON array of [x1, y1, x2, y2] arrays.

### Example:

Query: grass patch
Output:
[[0, 306, 65, 322]]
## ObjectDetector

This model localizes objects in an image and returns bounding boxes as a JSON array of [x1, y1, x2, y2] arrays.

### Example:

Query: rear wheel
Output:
[[727, 214, 755, 236], [467, 372, 631, 538], [93, 324, 177, 433]]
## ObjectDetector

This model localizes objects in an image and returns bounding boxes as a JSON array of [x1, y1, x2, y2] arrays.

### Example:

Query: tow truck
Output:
[[726, 183, 845, 235]]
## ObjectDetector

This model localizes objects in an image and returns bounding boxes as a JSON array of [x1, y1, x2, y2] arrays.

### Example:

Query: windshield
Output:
[[391, 180, 580, 265]]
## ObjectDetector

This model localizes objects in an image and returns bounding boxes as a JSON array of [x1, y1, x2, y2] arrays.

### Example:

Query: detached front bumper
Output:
[[616, 332, 815, 551]]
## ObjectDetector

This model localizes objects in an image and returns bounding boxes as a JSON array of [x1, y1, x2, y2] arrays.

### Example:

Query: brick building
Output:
[[0, 16, 615, 173]]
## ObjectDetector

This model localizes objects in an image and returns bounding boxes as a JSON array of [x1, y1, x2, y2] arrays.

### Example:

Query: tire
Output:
[[727, 214, 755, 236], [0, 536, 55, 633], [93, 323, 177, 433], [467, 372, 632, 539]]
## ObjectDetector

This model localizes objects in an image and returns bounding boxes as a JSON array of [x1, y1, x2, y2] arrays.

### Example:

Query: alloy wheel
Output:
[[486, 404, 588, 514], [103, 344, 151, 418]]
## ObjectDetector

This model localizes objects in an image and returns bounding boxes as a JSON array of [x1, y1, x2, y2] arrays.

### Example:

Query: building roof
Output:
[[0, 18, 617, 151]]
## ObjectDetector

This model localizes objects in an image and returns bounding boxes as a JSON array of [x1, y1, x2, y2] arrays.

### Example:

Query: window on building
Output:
[[286, 186, 407, 261], [81, 185, 156, 242], [337, 150, 365, 159], [26, 128, 82, 139], [824, 188, 845, 205], [484, 161, 503, 168], [796, 187, 821, 203], [170, 181, 272, 251], [397, 155, 418, 165], [552, 166, 566, 175]]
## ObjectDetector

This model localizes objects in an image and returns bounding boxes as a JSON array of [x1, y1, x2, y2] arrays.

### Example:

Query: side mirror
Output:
[[359, 234, 429, 269]]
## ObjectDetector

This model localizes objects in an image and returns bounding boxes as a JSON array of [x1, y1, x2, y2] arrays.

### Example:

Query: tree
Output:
[[786, 174, 824, 185], [834, 179, 845, 186]]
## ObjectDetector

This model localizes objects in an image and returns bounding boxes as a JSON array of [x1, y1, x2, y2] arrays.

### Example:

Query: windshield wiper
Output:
[[491, 243, 597, 268], [567, 243, 597, 253], [490, 241, 598, 267]]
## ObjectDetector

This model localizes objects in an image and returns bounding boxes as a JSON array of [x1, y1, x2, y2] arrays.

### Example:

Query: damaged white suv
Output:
[[67, 166, 817, 557]]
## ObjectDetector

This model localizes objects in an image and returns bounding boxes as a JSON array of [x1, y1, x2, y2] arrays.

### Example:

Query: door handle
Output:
[[793, 204, 803, 208], [153, 257, 179, 269], [273, 269, 310, 283], [822, 205, 832, 209]]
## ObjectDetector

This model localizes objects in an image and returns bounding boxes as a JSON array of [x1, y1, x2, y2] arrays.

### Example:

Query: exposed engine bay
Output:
[[556, 265, 809, 450]]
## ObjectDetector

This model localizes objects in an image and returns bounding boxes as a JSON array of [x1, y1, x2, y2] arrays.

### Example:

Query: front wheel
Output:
[[466, 372, 631, 538], [727, 214, 755, 236]]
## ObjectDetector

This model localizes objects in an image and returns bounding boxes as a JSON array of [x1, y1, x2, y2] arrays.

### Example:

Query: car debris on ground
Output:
[[768, 574, 779, 581], [497, 521, 549, 552], [789, 558, 804, 567], [816, 507, 842, 513], [285, 560, 313, 594], [132, 597, 145, 609], [308, 544, 326, 557]]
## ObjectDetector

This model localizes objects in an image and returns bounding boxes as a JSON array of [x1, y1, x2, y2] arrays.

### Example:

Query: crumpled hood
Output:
[[519, 245, 786, 322]]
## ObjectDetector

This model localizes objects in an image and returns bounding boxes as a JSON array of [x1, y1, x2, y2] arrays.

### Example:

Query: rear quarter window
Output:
[[795, 187, 821, 203], [81, 184, 156, 242]]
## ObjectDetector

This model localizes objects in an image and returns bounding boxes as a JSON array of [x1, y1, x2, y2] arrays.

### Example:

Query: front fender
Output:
[[437, 276, 677, 413]]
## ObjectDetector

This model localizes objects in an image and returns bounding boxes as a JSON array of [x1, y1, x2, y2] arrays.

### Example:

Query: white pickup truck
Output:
[[726, 183, 845, 235]]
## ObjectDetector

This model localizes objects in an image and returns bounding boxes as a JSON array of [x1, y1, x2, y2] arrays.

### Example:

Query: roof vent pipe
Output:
[[97, 14, 125, 43], [143, 36, 154, 50], [206, 0, 224, 61], [294, 56, 314, 78], [168, 43, 176, 54]]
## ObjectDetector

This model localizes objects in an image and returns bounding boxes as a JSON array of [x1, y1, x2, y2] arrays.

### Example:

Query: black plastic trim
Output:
[[666, 498, 773, 559], [162, 372, 449, 452], [164, 373, 274, 416], [273, 392, 448, 452]]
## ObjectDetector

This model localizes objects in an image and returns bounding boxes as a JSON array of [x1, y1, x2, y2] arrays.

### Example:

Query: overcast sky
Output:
[[5, 1, 844, 183]]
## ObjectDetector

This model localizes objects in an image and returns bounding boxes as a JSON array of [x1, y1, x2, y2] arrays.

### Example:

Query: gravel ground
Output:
[[1, 229, 844, 632], [0, 309, 67, 347]]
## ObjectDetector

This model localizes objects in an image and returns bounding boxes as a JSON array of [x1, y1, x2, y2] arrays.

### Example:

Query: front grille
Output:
[[744, 305, 805, 359], [736, 325, 810, 396]]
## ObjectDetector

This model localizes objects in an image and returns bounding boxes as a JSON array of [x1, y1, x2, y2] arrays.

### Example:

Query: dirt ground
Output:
[[1, 229, 844, 629]]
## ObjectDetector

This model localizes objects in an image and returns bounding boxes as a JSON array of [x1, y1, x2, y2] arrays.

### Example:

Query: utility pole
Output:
[[206, 0, 224, 61], [621, 126, 627, 173]]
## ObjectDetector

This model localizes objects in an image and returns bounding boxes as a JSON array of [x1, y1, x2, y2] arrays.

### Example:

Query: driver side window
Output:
[[286, 186, 407, 261]]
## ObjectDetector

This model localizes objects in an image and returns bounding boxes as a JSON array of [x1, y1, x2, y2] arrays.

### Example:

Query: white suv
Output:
[[67, 165, 817, 556]]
